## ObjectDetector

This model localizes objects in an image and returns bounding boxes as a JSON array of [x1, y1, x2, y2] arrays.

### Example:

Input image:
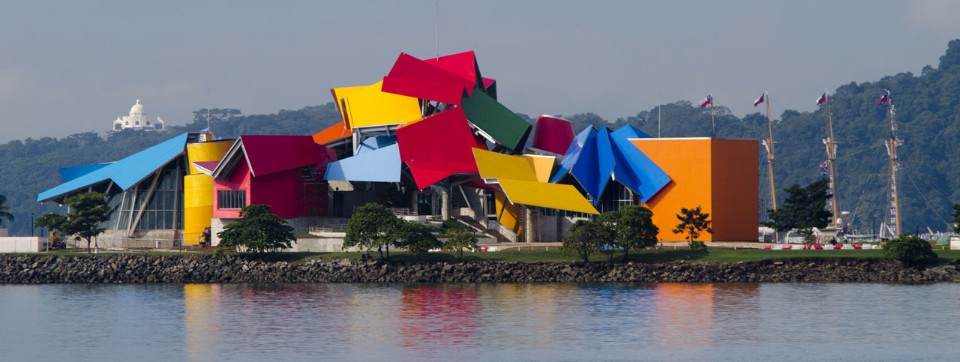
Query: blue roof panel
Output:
[[550, 127, 594, 184], [610, 125, 670, 202], [38, 133, 189, 202], [58, 163, 112, 182], [325, 143, 401, 182]]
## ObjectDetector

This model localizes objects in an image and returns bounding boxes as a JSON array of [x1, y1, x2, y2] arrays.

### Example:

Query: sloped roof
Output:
[[213, 135, 333, 179], [549, 125, 671, 205], [332, 81, 422, 129], [397, 107, 484, 190], [58, 163, 112, 182], [532, 116, 575, 155], [423, 50, 482, 91], [312, 120, 353, 145], [460, 89, 532, 153], [609, 125, 670, 202], [325, 143, 401, 183], [38, 133, 189, 202], [499, 179, 599, 215], [381, 52, 474, 105]]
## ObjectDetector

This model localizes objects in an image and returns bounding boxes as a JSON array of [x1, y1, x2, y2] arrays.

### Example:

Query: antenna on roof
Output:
[[435, 2, 440, 60]]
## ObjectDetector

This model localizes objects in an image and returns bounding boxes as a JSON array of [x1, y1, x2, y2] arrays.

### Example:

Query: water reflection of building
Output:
[[400, 285, 481, 355], [652, 283, 761, 348], [184, 284, 221, 361]]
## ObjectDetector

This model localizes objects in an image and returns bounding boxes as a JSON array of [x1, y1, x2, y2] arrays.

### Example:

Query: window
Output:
[[218, 190, 246, 209]]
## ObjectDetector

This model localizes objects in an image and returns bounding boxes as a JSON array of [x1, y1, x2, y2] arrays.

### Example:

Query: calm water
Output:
[[1, 283, 959, 361]]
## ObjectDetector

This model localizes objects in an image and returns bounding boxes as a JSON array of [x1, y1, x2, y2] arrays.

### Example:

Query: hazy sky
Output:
[[2, 0, 959, 143]]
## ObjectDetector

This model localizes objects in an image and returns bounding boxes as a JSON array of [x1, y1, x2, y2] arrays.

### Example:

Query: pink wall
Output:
[[212, 161, 251, 219], [214, 160, 329, 220]]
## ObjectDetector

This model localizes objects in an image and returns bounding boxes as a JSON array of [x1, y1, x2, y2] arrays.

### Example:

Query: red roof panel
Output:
[[397, 107, 483, 189], [381, 52, 473, 105]]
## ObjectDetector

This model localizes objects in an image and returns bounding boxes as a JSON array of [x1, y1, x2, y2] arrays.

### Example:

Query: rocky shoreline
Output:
[[1, 254, 959, 284]]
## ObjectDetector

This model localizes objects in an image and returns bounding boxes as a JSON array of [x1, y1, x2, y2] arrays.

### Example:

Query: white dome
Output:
[[130, 99, 144, 115]]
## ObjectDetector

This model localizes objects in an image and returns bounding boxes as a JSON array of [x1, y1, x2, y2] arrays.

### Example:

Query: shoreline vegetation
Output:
[[2, 250, 960, 284]]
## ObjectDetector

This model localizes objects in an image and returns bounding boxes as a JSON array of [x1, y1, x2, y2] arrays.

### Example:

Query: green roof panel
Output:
[[461, 89, 531, 153]]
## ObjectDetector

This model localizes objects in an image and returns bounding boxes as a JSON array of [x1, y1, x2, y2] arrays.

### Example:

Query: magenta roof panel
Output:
[[532, 116, 575, 155], [237, 135, 333, 177]]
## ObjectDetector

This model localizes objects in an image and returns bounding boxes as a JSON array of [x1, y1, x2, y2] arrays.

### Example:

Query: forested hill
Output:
[[0, 103, 342, 236], [559, 39, 960, 236], [3, 40, 960, 236]]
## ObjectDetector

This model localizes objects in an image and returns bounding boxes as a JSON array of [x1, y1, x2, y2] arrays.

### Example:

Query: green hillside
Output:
[[2, 40, 960, 237]]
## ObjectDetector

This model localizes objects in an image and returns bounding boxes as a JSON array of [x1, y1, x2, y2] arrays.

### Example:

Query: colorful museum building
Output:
[[37, 50, 758, 247]]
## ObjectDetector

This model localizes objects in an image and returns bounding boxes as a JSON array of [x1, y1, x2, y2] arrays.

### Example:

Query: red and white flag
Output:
[[816, 92, 827, 105], [878, 89, 890, 105], [699, 94, 713, 108], [753, 93, 765, 107]]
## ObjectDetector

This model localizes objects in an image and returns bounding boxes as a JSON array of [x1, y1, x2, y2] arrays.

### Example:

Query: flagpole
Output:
[[658, 93, 662, 138], [885, 92, 901, 236], [710, 97, 716, 138], [763, 91, 778, 242], [825, 92, 840, 230]]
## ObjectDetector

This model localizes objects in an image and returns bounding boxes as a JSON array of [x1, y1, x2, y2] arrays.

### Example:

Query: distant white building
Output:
[[112, 99, 165, 131]]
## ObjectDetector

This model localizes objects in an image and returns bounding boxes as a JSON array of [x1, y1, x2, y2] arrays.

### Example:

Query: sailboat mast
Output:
[[764, 92, 778, 242], [886, 95, 902, 236], [825, 93, 840, 229]]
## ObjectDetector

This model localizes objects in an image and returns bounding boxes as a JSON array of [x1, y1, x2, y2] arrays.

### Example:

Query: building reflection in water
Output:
[[653, 283, 760, 348], [184, 284, 221, 362]]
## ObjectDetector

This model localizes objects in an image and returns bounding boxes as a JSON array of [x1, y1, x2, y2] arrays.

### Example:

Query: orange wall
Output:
[[631, 138, 758, 242]]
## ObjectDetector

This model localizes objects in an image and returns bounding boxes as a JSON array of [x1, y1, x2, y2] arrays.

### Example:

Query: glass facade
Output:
[[106, 159, 185, 231]]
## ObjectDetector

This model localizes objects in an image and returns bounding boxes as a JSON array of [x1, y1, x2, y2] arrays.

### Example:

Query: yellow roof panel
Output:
[[499, 178, 599, 215], [522, 155, 556, 183], [473, 149, 537, 181], [336, 81, 422, 129]]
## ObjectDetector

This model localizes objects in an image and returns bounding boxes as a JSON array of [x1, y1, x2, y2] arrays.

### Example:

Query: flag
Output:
[[816, 92, 827, 105], [878, 89, 890, 105], [753, 93, 765, 107], [699, 94, 712, 108]]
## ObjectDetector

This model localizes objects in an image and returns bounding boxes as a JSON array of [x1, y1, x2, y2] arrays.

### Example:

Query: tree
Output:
[[882, 234, 938, 265], [443, 228, 478, 261], [766, 179, 832, 241], [344, 203, 401, 259], [217, 204, 295, 254], [395, 221, 442, 261], [0, 194, 13, 227], [34, 213, 66, 231], [597, 211, 619, 263], [615, 205, 659, 258], [60, 192, 112, 253], [673, 206, 713, 248], [561, 220, 600, 263]]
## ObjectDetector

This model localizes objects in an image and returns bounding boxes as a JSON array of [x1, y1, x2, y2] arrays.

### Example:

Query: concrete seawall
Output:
[[1, 255, 959, 284]]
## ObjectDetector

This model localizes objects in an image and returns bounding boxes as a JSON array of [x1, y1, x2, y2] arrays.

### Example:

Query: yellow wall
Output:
[[183, 174, 214, 245], [186, 140, 234, 175], [631, 138, 758, 242], [183, 141, 232, 245], [495, 191, 521, 234]]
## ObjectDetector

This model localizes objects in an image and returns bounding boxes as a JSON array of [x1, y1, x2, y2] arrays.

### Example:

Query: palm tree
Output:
[[0, 195, 13, 227]]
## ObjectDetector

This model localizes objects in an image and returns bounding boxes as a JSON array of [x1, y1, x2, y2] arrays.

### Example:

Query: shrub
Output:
[[882, 235, 938, 265], [688, 241, 707, 250]]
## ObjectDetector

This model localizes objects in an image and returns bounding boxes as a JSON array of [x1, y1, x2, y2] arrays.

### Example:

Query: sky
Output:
[[2, 0, 960, 143]]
